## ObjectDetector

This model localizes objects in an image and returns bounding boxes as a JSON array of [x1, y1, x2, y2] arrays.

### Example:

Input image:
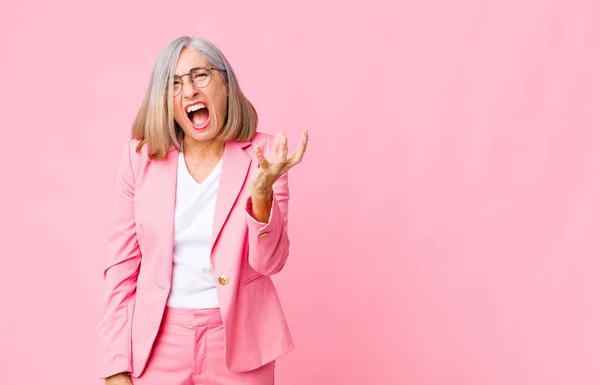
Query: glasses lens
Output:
[[192, 69, 211, 88], [172, 79, 182, 96]]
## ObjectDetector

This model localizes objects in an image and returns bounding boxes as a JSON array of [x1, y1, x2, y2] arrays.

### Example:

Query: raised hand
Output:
[[252, 129, 308, 195]]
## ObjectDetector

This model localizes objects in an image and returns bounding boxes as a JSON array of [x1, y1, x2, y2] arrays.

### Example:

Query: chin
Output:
[[183, 123, 220, 143]]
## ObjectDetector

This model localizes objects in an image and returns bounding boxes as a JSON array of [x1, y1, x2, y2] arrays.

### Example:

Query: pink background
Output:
[[1, 0, 599, 384]]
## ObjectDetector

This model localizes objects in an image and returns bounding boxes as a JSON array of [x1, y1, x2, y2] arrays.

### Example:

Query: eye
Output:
[[193, 71, 209, 79]]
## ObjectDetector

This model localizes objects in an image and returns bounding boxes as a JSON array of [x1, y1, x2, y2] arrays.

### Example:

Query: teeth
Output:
[[186, 103, 206, 114]]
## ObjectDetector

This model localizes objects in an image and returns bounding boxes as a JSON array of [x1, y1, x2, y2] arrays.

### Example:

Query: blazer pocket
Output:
[[243, 274, 266, 286]]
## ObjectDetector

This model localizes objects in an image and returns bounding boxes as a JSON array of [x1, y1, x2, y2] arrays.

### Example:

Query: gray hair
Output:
[[132, 36, 258, 159]]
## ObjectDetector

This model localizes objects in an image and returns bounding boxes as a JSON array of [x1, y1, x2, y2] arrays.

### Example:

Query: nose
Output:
[[182, 77, 200, 99]]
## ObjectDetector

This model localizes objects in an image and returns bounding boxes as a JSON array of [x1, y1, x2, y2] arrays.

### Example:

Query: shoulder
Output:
[[122, 138, 153, 164], [233, 131, 276, 156], [249, 131, 275, 147], [126, 138, 147, 158], [117, 138, 152, 178]]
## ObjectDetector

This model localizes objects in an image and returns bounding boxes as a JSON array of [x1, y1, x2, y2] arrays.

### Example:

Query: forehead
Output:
[[174, 48, 210, 75]]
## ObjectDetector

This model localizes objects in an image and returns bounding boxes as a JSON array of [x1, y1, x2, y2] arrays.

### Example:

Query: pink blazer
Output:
[[99, 132, 294, 379]]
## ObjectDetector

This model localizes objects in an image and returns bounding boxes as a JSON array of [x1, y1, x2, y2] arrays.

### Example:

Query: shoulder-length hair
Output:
[[132, 36, 258, 159]]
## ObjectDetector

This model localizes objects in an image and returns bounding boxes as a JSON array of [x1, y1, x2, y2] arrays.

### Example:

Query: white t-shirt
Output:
[[166, 151, 221, 309]]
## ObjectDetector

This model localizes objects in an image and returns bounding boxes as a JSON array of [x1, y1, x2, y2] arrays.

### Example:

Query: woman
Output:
[[99, 36, 308, 385]]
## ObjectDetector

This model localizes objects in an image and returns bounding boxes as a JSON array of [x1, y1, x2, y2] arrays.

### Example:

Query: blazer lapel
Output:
[[157, 141, 251, 267], [212, 140, 252, 250], [158, 146, 179, 268]]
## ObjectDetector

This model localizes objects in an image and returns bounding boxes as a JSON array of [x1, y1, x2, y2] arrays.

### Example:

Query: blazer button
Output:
[[218, 275, 229, 285]]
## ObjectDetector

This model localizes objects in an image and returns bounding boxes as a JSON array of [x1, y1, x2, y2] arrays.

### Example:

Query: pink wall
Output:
[[1, 0, 599, 384]]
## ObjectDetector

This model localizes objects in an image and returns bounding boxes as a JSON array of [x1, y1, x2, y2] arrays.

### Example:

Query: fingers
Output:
[[289, 129, 308, 165], [280, 134, 288, 162], [259, 130, 306, 174], [271, 132, 282, 160], [254, 146, 270, 169]]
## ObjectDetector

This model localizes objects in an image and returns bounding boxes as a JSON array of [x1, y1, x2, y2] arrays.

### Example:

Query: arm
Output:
[[99, 141, 141, 379], [244, 129, 308, 276], [245, 170, 290, 276]]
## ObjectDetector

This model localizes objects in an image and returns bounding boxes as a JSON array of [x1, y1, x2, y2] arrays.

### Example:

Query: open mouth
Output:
[[186, 102, 210, 130]]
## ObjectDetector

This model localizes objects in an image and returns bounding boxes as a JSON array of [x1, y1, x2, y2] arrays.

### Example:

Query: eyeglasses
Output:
[[171, 67, 225, 97]]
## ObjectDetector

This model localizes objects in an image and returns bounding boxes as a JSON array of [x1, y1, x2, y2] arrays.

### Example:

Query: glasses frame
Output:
[[171, 66, 226, 97]]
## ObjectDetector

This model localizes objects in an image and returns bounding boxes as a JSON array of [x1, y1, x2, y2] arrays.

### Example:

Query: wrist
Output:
[[251, 184, 273, 200], [250, 188, 273, 223]]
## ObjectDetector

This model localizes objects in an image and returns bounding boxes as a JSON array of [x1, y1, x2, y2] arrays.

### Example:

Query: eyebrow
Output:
[[173, 66, 208, 78]]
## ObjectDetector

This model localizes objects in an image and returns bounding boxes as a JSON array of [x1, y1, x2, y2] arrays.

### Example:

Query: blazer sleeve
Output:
[[99, 141, 141, 379], [244, 137, 291, 276]]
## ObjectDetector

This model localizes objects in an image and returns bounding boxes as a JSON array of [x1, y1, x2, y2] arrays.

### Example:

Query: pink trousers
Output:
[[131, 307, 276, 385]]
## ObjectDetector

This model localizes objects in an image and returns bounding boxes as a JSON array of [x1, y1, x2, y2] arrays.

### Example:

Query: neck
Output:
[[182, 137, 225, 162]]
